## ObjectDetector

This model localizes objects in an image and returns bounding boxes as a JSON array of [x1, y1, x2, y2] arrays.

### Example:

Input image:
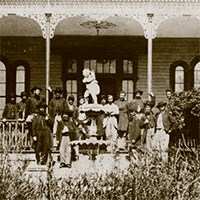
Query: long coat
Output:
[[2, 103, 18, 119], [32, 114, 53, 164], [114, 99, 129, 132]]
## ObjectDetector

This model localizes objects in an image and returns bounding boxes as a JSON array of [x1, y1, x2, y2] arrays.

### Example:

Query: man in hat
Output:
[[114, 91, 129, 150], [154, 101, 178, 163], [139, 99, 156, 154], [32, 101, 53, 165], [16, 91, 27, 120], [48, 87, 67, 149], [2, 93, 18, 120], [128, 91, 155, 148], [25, 85, 43, 139]]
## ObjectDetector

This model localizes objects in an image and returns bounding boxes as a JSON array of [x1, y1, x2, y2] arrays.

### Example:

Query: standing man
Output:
[[48, 87, 67, 149], [154, 101, 178, 163], [103, 95, 119, 151], [16, 91, 27, 120], [128, 89, 145, 147], [32, 101, 53, 165], [114, 91, 129, 150], [2, 93, 18, 120], [25, 85, 43, 139], [166, 89, 172, 103]]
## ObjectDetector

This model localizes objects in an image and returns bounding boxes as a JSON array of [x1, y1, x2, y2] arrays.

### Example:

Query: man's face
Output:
[[34, 89, 41, 95], [55, 92, 61, 98], [68, 99, 73, 105], [145, 105, 151, 114], [79, 98, 85, 105], [119, 93, 125, 100], [166, 91, 172, 100], [159, 105, 165, 112], [135, 92, 141, 99], [101, 98, 106, 105], [107, 96, 113, 104]]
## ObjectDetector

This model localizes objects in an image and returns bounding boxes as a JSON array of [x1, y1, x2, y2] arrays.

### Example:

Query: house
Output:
[[0, 0, 199, 117]]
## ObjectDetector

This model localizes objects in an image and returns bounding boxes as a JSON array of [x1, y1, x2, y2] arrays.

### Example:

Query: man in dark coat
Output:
[[16, 91, 27, 120], [2, 93, 18, 120], [114, 91, 129, 150], [48, 87, 67, 148], [25, 85, 43, 138], [32, 101, 53, 165]]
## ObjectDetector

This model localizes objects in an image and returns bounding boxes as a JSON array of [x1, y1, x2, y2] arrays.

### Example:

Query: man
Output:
[[128, 89, 145, 147], [58, 112, 76, 168], [103, 95, 119, 151], [25, 85, 43, 138], [16, 91, 27, 120], [114, 91, 129, 150], [166, 89, 172, 102], [32, 101, 53, 165], [139, 100, 156, 154], [48, 87, 67, 149], [2, 93, 18, 120], [154, 101, 178, 163]]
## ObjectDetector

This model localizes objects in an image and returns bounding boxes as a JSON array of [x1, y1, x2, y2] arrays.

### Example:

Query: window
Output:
[[122, 80, 134, 101], [16, 65, 25, 102], [66, 80, 77, 105], [175, 66, 184, 92], [84, 59, 116, 74], [0, 62, 6, 117], [123, 60, 133, 74], [194, 62, 200, 88]]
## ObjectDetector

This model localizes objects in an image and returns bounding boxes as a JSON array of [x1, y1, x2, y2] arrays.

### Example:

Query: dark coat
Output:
[[114, 99, 129, 131], [2, 103, 18, 119], [25, 95, 42, 118], [48, 97, 67, 119], [155, 111, 178, 133]]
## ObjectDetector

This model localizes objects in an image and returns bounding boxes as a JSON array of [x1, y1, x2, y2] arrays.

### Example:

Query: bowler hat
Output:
[[100, 94, 106, 100], [165, 89, 172, 93], [10, 93, 16, 98], [134, 89, 143, 95], [31, 85, 42, 93], [156, 101, 167, 108], [54, 87, 63, 94]]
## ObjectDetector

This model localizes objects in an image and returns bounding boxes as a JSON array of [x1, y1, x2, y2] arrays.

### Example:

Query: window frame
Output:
[[190, 56, 200, 89]]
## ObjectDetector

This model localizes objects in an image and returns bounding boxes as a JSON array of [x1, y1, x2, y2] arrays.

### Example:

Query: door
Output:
[[97, 77, 117, 101]]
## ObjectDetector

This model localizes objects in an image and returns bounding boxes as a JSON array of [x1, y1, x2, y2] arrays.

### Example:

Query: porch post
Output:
[[147, 13, 154, 99], [45, 13, 51, 111]]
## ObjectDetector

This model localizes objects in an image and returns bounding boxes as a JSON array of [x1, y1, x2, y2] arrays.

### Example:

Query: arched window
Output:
[[170, 60, 188, 92], [0, 62, 6, 116], [175, 66, 184, 92], [194, 61, 200, 88], [16, 65, 25, 102]]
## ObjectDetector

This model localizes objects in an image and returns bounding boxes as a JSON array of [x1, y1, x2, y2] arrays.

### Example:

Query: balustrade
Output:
[[0, 119, 32, 152]]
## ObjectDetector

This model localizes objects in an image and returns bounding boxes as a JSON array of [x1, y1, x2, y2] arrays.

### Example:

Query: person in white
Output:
[[103, 95, 119, 151]]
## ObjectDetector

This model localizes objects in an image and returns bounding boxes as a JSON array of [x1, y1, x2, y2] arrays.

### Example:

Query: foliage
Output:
[[1, 148, 200, 200]]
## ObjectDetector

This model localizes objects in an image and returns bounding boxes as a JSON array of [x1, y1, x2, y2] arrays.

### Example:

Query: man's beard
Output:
[[39, 110, 46, 116], [34, 94, 40, 100]]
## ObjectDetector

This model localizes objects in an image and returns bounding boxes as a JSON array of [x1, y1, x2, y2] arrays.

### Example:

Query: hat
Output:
[[20, 91, 27, 98], [79, 96, 84, 100], [144, 100, 153, 107], [31, 85, 42, 93], [165, 89, 172, 93], [37, 101, 47, 109], [134, 89, 143, 95], [54, 87, 63, 94], [156, 101, 167, 108], [100, 94, 106, 100], [119, 91, 126, 95], [68, 95, 75, 101]]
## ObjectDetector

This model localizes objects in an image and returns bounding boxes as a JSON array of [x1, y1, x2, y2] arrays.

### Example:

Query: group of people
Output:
[[1, 85, 179, 166]]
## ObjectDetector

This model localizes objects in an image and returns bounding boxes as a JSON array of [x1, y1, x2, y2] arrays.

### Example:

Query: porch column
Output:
[[147, 14, 154, 99], [45, 13, 51, 111]]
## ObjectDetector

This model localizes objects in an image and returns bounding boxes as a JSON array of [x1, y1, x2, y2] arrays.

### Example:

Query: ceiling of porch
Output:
[[0, 15, 199, 38]]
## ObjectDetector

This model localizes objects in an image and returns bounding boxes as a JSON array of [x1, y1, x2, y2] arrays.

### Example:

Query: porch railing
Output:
[[0, 120, 32, 152]]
